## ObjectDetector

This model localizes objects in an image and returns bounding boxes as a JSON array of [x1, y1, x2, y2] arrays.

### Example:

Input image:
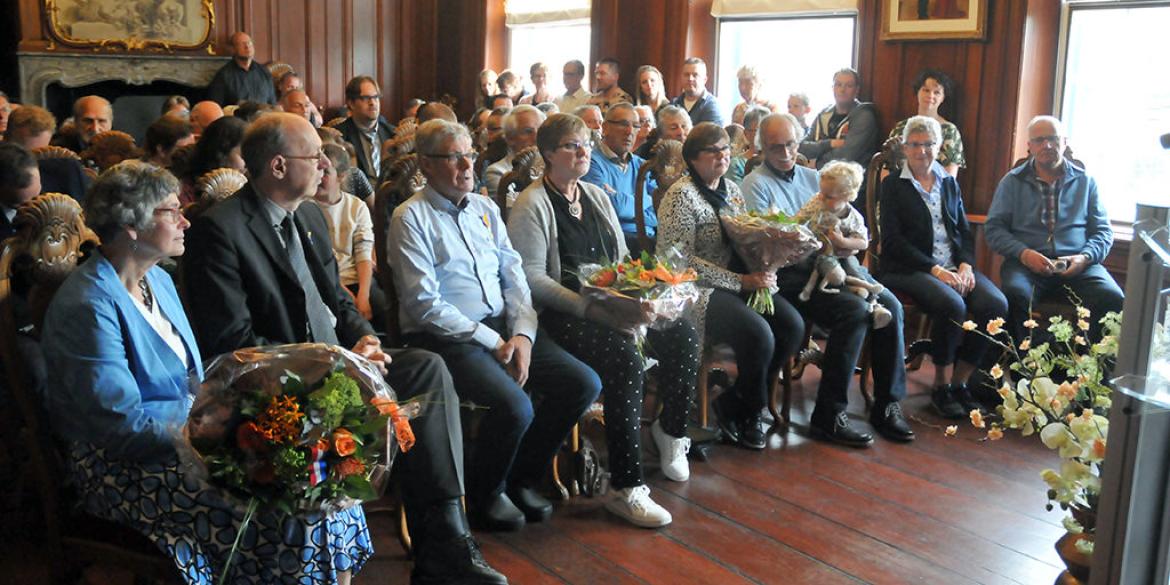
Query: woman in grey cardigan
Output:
[[656, 123, 804, 451], [508, 114, 699, 529]]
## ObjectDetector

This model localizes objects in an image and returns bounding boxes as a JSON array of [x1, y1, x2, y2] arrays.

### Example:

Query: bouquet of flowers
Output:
[[182, 343, 418, 516], [720, 208, 821, 314], [577, 246, 700, 330], [956, 304, 1121, 555]]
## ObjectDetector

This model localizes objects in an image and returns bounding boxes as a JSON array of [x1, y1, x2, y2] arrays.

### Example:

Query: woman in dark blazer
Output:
[[878, 116, 1007, 420]]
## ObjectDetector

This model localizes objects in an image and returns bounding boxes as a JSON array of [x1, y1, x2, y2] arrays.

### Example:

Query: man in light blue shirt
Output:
[[741, 114, 821, 215], [581, 102, 657, 254], [388, 119, 600, 533]]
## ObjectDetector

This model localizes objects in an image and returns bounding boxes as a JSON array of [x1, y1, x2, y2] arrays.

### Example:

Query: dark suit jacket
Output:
[[39, 158, 92, 204], [50, 128, 86, 153], [877, 170, 975, 276], [182, 184, 373, 358], [670, 91, 724, 127], [335, 116, 396, 182]]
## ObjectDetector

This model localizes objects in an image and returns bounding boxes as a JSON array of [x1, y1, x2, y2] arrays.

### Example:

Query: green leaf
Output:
[[343, 475, 378, 501]]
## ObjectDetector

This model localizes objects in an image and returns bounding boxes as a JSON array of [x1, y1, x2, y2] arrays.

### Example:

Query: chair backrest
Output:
[[864, 136, 905, 272], [373, 154, 423, 346], [496, 145, 543, 217], [32, 145, 81, 161], [323, 116, 347, 129], [0, 193, 99, 565], [634, 139, 685, 252]]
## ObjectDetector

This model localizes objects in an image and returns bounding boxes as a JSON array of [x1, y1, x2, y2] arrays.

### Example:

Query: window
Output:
[[715, 14, 857, 124], [1057, 1, 1170, 225], [507, 21, 591, 98], [505, 0, 591, 99]]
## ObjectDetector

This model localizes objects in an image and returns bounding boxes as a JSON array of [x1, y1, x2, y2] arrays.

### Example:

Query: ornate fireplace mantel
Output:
[[17, 52, 230, 106]]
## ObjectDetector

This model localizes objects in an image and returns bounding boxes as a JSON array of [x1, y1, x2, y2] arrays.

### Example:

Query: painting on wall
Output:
[[42, 0, 215, 52], [881, 0, 988, 41]]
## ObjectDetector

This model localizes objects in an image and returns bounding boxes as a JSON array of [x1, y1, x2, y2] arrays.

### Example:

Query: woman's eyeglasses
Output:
[[153, 206, 185, 223]]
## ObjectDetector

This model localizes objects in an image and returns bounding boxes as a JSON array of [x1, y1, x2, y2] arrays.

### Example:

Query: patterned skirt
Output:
[[68, 443, 374, 585]]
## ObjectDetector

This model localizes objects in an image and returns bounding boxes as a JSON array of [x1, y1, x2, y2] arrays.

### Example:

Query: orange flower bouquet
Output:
[[578, 246, 700, 329], [182, 343, 419, 516]]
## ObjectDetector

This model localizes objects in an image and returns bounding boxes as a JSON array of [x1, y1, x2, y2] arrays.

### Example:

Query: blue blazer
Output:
[[43, 252, 203, 462]]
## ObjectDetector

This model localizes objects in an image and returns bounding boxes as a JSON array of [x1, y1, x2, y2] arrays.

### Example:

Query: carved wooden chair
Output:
[[33, 145, 97, 181], [183, 167, 247, 220], [496, 145, 543, 218], [0, 194, 181, 583]]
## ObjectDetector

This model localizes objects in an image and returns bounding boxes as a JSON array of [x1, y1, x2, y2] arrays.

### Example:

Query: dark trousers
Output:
[[385, 347, 465, 507], [542, 310, 699, 490], [705, 288, 804, 414], [779, 266, 908, 424], [999, 260, 1124, 340], [345, 279, 389, 334], [881, 270, 1008, 367], [407, 324, 600, 501]]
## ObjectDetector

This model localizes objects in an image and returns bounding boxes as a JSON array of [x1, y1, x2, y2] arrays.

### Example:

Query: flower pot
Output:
[[1054, 532, 1092, 584]]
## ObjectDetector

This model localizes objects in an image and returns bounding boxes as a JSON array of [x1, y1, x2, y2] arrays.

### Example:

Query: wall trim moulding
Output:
[[17, 52, 229, 106]]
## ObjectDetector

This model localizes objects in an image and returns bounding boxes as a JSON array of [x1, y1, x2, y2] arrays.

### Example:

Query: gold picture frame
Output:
[[880, 0, 988, 41], [42, 0, 215, 52]]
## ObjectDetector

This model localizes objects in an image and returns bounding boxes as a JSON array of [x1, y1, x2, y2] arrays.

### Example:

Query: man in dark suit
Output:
[[51, 95, 112, 155], [670, 57, 723, 126], [0, 143, 41, 241], [183, 113, 507, 585], [335, 76, 396, 183]]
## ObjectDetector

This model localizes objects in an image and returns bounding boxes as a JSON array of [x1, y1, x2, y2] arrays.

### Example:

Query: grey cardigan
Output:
[[507, 179, 629, 317]]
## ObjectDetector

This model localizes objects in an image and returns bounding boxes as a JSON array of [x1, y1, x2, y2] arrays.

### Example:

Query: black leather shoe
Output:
[[931, 384, 967, 419], [469, 492, 525, 532], [810, 411, 874, 448], [870, 401, 915, 443], [506, 485, 553, 523], [712, 391, 742, 445], [738, 412, 767, 451], [952, 383, 986, 416], [411, 533, 509, 585]]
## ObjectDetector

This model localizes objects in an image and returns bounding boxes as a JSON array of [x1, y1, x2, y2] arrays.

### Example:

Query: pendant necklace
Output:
[[567, 186, 583, 219], [138, 277, 154, 312]]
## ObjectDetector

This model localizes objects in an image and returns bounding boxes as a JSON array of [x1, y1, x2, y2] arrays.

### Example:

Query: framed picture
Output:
[[880, 0, 988, 41], [42, 0, 215, 52]]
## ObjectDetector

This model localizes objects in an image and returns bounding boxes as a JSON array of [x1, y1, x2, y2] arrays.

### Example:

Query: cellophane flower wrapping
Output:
[[180, 343, 416, 515], [720, 209, 822, 313], [577, 246, 700, 331]]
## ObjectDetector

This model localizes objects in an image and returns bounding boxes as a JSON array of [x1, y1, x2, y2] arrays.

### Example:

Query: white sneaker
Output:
[[651, 419, 691, 482], [605, 485, 672, 528]]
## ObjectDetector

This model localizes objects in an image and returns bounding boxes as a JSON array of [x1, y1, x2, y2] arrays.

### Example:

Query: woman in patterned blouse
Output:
[[657, 122, 804, 451], [888, 69, 967, 177]]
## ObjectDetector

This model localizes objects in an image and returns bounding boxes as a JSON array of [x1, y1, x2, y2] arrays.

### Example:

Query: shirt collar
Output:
[[423, 185, 470, 214], [899, 160, 946, 181], [596, 140, 630, 164], [260, 193, 294, 227], [764, 161, 796, 182]]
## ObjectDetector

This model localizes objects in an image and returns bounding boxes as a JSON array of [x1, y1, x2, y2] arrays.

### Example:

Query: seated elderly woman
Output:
[[878, 115, 1007, 419], [42, 161, 372, 584], [656, 122, 803, 451], [888, 69, 966, 177], [507, 113, 700, 529]]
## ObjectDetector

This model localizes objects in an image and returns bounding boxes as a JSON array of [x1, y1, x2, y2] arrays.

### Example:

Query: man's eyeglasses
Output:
[[765, 141, 798, 154], [905, 141, 937, 150], [1028, 135, 1063, 146], [153, 206, 185, 224], [283, 150, 326, 163], [425, 151, 478, 164], [556, 141, 591, 153], [604, 120, 642, 130], [354, 94, 381, 103]]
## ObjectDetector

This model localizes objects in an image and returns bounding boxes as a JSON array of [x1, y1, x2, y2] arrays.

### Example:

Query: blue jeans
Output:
[[999, 260, 1123, 340], [407, 325, 601, 501], [880, 270, 1008, 367]]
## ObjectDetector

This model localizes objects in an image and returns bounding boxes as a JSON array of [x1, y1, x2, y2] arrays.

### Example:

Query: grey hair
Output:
[[656, 105, 690, 128], [572, 104, 602, 119], [1028, 115, 1065, 136], [736, 65, 761, 83], [788, 92, 810, 107], [503, 104, 546, 136], [416, 119, 471, 156], [84, 160, 180, 242], [742, 105, 771, 129], [605, 102, 636, 119], [756, 113, 803, 151], [901, 115, 942, 146], [536, 102, 559, 115], [240, 113, 293, 178], [634, 105, 654, 126]]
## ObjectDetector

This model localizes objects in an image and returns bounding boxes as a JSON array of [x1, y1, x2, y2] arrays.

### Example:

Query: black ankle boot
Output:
[[409, 499, 509, 585]]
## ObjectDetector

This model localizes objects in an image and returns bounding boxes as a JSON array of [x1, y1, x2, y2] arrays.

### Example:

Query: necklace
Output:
[[566, 186, 583, 219], [138, 277, 154, 312]]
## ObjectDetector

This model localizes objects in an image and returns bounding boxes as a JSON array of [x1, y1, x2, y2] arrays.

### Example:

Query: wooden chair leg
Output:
[[550, 423, 577, 500], [697, 366, 709, 429], [769, 363, 792, 431], [907, 313, 931, 371], [398, 506, 412, 556]]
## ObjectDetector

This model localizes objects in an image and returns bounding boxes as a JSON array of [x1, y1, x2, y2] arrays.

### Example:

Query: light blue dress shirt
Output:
[[901, 160, 956, 268], [741, 162, 821, 215], [42, 251, 203, 462], [388, 186, 538, 350]]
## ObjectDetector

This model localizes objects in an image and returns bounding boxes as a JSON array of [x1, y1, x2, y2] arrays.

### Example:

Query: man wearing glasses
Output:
[[986, 115, 1122, 339], [183, 113, 508, 585], [581, 102, 656, 254], [336, 75, 396, 183], [388, 119, 600, 533], [484, 105, 546, 206]]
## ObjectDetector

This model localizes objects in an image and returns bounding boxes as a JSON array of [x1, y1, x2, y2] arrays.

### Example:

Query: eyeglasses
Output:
[[425, 151, 478, 164], [604, 120, 643, 129], [153, 206, 185, 224], [556, 141, 591, 153], [905, 141, 937, 150], [700, 144, 731, 155], [354, 94, 381, 102], [283, 150, 326, 163], [1028, 135, 1063, 146]]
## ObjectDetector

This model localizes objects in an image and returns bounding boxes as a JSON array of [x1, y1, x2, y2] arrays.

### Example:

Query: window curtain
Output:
[[505, 0, 590, 26], [711, 0, 857, 18]]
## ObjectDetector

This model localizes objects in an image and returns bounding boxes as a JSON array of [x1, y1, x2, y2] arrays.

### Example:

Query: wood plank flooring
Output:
[[0, 364, 1069, 584]]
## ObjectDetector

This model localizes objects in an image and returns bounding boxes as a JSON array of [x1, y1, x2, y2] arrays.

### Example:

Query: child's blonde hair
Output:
[[819, 160, 864, 202]]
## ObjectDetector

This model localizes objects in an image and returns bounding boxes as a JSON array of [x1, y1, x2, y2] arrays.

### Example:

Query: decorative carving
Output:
[[195, 168, 247, 202], [17, 52, 228, 107], [42, 0, 215, 52], [498, 145, 544, 212], [12, 193, 99, 297], [32, 145, 81, 161], [648, 139, 685, 200]]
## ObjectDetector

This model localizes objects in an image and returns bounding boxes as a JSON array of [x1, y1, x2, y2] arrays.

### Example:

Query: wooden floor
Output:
[[1, 364, 1068, 585]]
